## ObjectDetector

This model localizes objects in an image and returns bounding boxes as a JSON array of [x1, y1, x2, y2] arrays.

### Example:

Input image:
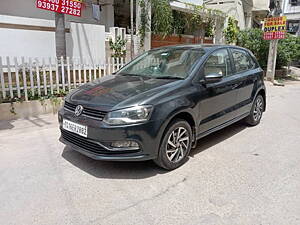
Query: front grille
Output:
[[61, 129, 138, 155], [64, 101, 107, 120]]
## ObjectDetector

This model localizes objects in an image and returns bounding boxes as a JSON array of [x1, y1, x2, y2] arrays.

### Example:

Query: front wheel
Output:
[[245, 94, 264, 126], [154, 119, 192, 170]]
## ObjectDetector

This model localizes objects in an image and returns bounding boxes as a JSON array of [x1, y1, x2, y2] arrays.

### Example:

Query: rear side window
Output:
[[231, 49, 256, 73], [204, 49, 233, 77]]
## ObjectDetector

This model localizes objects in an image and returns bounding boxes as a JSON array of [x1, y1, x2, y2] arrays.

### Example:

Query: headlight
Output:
[[103, 105, 153, 125]]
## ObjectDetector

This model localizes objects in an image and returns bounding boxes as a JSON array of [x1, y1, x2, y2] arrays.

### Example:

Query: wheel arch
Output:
[[159, 110, 197, 148]]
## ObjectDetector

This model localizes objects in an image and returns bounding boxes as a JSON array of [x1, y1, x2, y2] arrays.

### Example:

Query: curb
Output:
[[0, 98, 63, 121]]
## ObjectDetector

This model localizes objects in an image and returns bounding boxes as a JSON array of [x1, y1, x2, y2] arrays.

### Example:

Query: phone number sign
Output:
[[263, 16, 287, 40], [36, 0, 83, 17]]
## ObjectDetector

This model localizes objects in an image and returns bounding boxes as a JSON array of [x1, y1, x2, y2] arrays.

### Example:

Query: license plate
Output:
[[63, 119, 87, 138]]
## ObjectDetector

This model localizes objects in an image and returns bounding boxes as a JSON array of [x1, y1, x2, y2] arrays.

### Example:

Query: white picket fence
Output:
[[0, 56, 126, 101]]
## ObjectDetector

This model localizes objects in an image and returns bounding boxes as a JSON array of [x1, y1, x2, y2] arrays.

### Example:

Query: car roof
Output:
[[152, 44, 249, 52]]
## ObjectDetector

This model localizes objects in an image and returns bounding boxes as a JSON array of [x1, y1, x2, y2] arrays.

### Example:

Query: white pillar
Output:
[[266, 39, 279, 82], [130, 0, 134, 60], [136, 0, 151, 54], [245, 11, 253, 29], [214, 17, 225, 44], [297, 21, 300, 36]]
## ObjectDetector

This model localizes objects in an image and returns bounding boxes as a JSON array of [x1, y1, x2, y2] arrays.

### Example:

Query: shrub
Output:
[[236, 29, 269, 68], [277, 34, 300, 68], [236, 29, 300, 69], [223, 17, 239, 44], [109, 36, 127, 59], [151, 0, 173, 37]]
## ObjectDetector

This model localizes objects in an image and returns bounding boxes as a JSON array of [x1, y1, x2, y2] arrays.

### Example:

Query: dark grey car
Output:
[[59, 45, 266, 170]]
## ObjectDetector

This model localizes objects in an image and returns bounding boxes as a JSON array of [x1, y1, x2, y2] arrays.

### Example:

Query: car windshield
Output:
[[116, 48, 205, 79]]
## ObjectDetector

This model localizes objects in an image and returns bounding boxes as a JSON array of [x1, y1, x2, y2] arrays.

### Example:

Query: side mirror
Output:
[[204, 73, 223, 84]]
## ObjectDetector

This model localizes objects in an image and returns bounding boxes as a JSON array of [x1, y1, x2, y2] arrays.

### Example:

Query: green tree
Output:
[[277, 34, 300, 68], [223, 17, 239, 44], [151, 0, 173, 36], [236, 29, 269, 68]]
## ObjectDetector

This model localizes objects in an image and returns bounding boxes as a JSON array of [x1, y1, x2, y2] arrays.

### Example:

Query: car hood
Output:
[[68, 75, 181, 111]]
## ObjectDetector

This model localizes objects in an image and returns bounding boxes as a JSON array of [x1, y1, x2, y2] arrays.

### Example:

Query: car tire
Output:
[[245, 94, 264, 126], [154, 119, 192, 170]]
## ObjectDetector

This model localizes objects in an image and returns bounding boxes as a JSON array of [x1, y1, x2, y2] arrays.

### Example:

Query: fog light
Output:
[[111, 141, 139, 149]]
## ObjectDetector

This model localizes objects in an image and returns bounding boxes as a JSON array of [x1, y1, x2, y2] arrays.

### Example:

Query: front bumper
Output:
[[58, 108, 162, 161]]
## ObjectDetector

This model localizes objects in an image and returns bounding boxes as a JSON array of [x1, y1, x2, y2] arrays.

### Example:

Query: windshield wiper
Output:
[[118, 73, 183, 80], [118, 73, 153, 80], [118, 73, 139, 76], [153, 76, 184, 80]]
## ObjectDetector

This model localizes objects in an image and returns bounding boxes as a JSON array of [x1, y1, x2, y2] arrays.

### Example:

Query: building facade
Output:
[[282, 0, 300, 35], [204, 0, 269, 29], [0, 0, 117, 62]]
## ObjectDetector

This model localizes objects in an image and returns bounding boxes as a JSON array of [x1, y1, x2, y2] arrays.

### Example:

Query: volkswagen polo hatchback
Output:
[[59, 45, 266, 170]]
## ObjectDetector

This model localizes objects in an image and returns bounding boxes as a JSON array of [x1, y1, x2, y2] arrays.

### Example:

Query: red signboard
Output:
[[36, 0, 82, 17], [263, 16, 287, 40], [263, 31, 285, 40]]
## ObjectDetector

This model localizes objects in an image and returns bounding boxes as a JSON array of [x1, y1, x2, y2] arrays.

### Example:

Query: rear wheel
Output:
[[154, 119, 192, 170], [245, 94, 264, 126]]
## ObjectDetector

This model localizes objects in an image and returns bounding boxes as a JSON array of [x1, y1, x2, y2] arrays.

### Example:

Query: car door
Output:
[[197, 48, 240, 134], [229, 48, 262, 117]]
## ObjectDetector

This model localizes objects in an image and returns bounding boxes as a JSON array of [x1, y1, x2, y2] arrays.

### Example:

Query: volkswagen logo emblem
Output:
[[74, 105, 83, 117]]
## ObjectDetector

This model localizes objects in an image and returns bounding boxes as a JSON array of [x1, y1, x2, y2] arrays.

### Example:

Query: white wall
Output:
[[282, 0, 300, 20], [206, 0, 246, 29], [0, 0, 114, 31], [0, 15, 106, 63], [0, 16, 56, 60], [0, 28, 56, 59], [0, 0, 113, 61], [68, 23, 106, 63], [253, 0, 269, 11]]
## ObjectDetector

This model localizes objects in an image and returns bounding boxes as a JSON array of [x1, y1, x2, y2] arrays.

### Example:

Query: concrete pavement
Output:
[[1, 81, 300, 225]]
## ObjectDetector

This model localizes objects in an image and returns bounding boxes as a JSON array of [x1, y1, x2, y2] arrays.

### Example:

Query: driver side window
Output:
[[204, 49, 232, 77]]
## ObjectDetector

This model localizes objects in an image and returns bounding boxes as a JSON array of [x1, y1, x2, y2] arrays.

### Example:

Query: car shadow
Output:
[[62, 121, 247, 179], [62, 147, 167, 179], [190, 121, 247, 157], [0, 120, 14, 130]]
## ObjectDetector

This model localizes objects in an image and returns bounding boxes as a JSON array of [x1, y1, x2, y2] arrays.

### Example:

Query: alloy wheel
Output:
[[253, 97, 263, 121], [166, 127, 190, 163]]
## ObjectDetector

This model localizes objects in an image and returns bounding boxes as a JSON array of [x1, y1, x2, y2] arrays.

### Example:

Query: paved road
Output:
[[1, 81, 300, 225]]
